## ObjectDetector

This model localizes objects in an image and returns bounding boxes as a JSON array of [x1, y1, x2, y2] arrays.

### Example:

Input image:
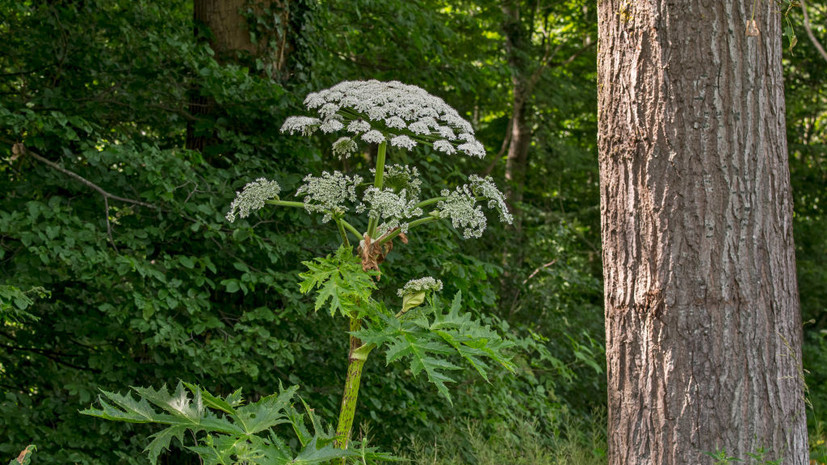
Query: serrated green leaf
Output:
[[145, 425, 188, 465], [290, 437, 357, 464], [234, 384, 297, 435], [298, 245, 377, 318]]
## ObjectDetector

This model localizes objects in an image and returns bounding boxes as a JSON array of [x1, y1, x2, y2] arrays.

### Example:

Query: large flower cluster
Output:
[[226, 178, 281, 223], [280, 80, 486, 158], [295, 171, 363, 223]]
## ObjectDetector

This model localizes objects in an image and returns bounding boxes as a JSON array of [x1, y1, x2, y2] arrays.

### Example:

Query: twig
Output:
[[14, 143, 157, 251], [522, 259, 558, 285], [15, 143, 157, 209], [800, 0, 827, 63]]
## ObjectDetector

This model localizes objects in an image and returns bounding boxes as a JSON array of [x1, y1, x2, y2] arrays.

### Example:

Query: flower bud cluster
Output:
[[226, 178, 281, 223], [280, 80, 486, 158], [296, 171, 363, 223], [397, 277, 444, 297]]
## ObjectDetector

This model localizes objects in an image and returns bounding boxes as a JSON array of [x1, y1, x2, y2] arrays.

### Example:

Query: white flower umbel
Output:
[[469, 175, 513, 224], [397, 277, 443, 298], [359, 187, 423, 234], [280, 116, 321, 136], [226, 178, 282, 223], [437, 185, 487, 239], [296, 171, 363, 223], [286, 80, 486, 158], [332, 137, 358, 158]]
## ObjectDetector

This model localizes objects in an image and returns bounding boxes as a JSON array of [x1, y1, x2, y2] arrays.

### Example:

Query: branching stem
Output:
[[366, 141, 387, 238]]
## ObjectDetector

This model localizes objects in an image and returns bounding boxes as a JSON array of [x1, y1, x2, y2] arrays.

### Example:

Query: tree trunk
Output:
[[187, 0, 291, 151], [502, 0, 533, 209], [597, 1, 808, 464]]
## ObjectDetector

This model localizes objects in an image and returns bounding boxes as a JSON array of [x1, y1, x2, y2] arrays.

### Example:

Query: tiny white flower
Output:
[[280, 116, 320, 136], [361, 130, 386, 144], [320, 119, 344, 134], [361, 186, 422, 232], [226, 178, 281, 223], [385, 116, 407, 129], [390, 135, 417, 150], [408, 121, 430, 135], [433, 140, 456, 155], [304, 93, 325, 109], [319, 103, 341, 119], [437, 126, 457, 140], [457, 140, 486, 158], [347, 120, 371, 134]]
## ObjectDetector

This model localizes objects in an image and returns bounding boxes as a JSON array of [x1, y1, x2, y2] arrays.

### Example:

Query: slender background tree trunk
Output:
[[597, 1, 808, 463], [187, 0, 292, 152]]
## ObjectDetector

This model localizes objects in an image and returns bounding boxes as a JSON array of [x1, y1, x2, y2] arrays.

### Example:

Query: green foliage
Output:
[[0, 285, 48, 323], [82, 383, 395, 465], [704, 446, 782, 465], [355, 291, 515, 404], [299, 247, 378, 318]]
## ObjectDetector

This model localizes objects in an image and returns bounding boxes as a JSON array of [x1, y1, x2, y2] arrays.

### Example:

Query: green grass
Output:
[[401, 410, 607, 465]]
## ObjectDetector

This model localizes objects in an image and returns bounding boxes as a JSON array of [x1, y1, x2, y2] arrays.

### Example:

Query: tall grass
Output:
[[401, 409, 607, 465]]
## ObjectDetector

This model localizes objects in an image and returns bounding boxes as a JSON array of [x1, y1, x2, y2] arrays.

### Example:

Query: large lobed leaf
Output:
[[354, 291, 515, 404], [83, 382, 397, 464], [298, 246, 379, 318]]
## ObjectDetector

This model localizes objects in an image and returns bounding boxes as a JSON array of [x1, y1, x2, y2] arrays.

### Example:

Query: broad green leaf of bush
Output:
[[354, 291, 515, 404]]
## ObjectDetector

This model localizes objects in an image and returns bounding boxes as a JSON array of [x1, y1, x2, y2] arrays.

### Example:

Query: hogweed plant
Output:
[[84, 80, 515, 464]]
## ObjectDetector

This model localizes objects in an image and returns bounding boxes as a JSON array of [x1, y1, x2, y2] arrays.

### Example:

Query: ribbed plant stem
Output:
[[334, 318, 373, 453]]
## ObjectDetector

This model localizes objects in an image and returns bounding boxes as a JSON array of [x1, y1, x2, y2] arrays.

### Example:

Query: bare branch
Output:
[[15, 143, 157, 210]]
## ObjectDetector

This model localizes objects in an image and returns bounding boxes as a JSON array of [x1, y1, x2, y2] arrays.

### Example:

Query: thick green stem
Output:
[[264, 199, 306, 208], [376, 215, 440, 245], [334, 318, 374, 453], [366, 141, 388, 239], [415, 197, 447, 209], [340, 219, 363, 242], [336, 219, 350, 248]]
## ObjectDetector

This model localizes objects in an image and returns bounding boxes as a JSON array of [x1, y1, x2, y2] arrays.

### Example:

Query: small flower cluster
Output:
[[358, 187, 423, 234], [397, 277, 444, 298], [469, 175, 513, 224], [280, 80, 486, 158], [381, 165, 422, 200], [437, 186, 488, 239], [296, 171, 363, 223], [226, 178, 281, 223]]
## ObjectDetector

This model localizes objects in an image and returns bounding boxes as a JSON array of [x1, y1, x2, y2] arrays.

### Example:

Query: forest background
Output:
[[0, 0, 825, 463]]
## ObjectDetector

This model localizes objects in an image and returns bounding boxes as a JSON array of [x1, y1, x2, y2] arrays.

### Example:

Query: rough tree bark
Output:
[[597, 1, 808, 464], [187, 0, 291, 151]]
